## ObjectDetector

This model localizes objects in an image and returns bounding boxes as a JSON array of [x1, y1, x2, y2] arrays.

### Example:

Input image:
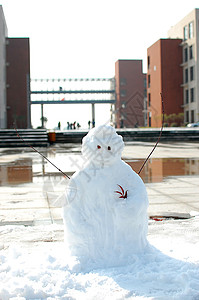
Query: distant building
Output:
[[0, 5, 30, 129], [0, 6, 7, 128], [147, 39, 183, 127], [168, 8, 199, 124], [115, 60, 147, 128]]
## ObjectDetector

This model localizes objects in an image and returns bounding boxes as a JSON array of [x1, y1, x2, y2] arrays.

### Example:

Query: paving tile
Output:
[[177, 177, 199, 185], [146, 187, 162, 196], [148, 203, 195, 215], [187, 202, 199, 209], [0, 198, 48, 209], [0, 208, 51, 224], [171, 194, 199, 203], [150, 187, 199, 195], [148, 195, 178, 204], [50, 207, 63, 221]]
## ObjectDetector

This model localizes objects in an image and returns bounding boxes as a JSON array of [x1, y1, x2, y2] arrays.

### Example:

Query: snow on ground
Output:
[[0, 217, 199, 300]]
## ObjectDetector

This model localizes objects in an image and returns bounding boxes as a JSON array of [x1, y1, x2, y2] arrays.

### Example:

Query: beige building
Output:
[[168, 8, 199, 124], [0, 5, 7, 128]]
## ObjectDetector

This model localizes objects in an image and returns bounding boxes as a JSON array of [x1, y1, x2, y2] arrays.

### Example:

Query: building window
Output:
[[186, 111, 189, 123], [185, 89, 189, 104], [190, 88, 194, 102], [184, 48, 188, 62], [120, 78, 126, 86], [144, 77, 147, 88], [147, 56, 150, 70], [184, 25, 188, 41], [148, 112, 152, 127], [148, 93, 151, 107], [120, 89, 126, 97], [185, 68, 188, 83], [148, 74, 151, 88], [121, 101, 126, 108], [144, 78, 147, 97], [189, 45, 193, 59], [190, 66, 194, 81], [189, 22, 194, 39], [191, 110, 194, 123]]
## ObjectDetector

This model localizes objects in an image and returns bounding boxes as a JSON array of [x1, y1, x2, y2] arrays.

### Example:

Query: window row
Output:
[[184, 45, 194, 62], [148, 74, 151, 88], [183, 21, 194, 41], [185, 87, 195, 104], [120, 78, 127, 86], [184, 66, 194, 83], [148, 93, 151, 107], [185, 109, 195, 123], [120, 89, 126, 97]]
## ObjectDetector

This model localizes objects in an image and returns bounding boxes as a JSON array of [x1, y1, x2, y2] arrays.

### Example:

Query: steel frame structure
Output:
[[30, 78, 116, 127]]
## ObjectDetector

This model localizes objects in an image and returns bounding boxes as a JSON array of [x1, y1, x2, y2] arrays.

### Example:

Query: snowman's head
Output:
[[82, 125, 124, 166]]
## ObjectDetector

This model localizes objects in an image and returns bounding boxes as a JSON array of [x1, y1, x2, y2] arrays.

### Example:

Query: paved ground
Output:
[[1, 174, 198, 227], [0, 142, 199, 227]]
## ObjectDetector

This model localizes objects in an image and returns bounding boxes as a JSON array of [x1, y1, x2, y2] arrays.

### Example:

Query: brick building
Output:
[[0, 5, 30, 129], [147, 39, 183, 127], [115, 60, 146, 128], [6, 38, 30, 128]]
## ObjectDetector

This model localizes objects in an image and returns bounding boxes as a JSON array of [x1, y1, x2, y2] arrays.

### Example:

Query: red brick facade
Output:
[[6, 38, 30, 128], [115, 60, 146, 128], [147, 39, 183, 127]]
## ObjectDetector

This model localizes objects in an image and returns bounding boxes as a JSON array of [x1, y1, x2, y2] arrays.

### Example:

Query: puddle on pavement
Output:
[[0, 154, 199, 186], [126, 158, 199, 183], [0, 158, 33, 186]]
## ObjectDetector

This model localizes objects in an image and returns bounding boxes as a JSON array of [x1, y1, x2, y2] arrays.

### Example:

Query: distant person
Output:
[[92, 120, 95, 128], [77, 123, 81, 129], [88, 120, 91, 129], [58, 121, 61, 130], [73, 121, 76, 130], [67, 122, 70, 130]]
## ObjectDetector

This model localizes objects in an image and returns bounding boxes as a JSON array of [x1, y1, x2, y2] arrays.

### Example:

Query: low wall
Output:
[[52, 128, 199, 144]]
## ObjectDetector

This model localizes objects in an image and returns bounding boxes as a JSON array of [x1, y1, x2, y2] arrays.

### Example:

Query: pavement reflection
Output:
[[127, 158, 199, 183], [0, 142, 199, 226], [0, 158, 33, 186], [0, 155, 199, 186]]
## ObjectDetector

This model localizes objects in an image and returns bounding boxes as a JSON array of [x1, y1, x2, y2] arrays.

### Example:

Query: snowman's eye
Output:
[[97, 145, 101, 149], [107, 146, 111, 151]]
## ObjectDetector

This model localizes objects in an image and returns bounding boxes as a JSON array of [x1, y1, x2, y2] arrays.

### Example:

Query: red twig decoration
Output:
[[115, 184, 128, 199]]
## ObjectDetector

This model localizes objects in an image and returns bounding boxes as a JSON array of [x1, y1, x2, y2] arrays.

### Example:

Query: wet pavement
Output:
[[0, 142, 199, 227]]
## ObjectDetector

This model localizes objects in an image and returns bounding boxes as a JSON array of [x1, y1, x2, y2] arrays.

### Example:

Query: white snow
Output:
[[0, 218, 199, 299]]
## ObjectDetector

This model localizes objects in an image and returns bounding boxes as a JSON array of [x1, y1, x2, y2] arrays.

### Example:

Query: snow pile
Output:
[[63, 125, 149, 270], [0, 220, 199, 299]]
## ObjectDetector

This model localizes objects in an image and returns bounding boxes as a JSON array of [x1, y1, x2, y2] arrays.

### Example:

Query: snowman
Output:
[[63, 125, 149, 269]]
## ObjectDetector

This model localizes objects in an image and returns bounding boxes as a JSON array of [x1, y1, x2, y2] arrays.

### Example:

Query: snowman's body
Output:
[[63, 125, 149, 268]]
